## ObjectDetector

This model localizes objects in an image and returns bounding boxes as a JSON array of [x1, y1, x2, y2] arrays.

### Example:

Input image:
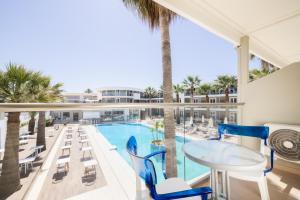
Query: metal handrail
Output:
[[0, 102, 244, 112]]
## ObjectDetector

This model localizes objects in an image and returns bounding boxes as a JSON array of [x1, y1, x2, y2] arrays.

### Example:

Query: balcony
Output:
[[0, 102, 299, 200]]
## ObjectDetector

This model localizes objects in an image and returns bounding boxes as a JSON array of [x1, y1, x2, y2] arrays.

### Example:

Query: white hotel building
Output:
[[51, 86, 237, 124]]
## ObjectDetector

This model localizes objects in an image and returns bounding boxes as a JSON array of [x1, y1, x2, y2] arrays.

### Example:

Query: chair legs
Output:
[[227, 174, 270, 200], [258, 176, 270, 200]]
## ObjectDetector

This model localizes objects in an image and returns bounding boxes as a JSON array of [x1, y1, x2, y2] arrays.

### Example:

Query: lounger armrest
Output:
[[155, 187, 212, 200]]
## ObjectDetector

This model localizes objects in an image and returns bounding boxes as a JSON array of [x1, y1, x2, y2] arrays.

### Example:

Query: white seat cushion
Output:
[[156, 178, 199, 200]]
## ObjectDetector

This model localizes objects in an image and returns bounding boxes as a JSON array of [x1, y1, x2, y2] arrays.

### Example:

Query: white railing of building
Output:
[[0, 102, 244, 112]]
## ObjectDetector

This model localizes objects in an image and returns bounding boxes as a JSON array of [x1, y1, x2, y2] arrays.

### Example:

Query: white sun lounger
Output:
[[64, 138, 72, 146], [56, 157, 70, 174], [30, 145, 44, 156], [61, 145, 72, 155], [19, 156, 36, 174], [83, 159, 97, 176], [79, 139, 89, 147], [81, 146, 92, 158], [19, 140, 28, 145], [79, 134, 88, 140]]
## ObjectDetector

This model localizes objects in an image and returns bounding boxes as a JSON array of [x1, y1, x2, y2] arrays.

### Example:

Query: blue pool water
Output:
[[96, 123, 209, 183]]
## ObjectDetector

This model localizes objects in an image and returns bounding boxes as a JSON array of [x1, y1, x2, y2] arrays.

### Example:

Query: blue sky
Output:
[[0, 0, 245, 92]]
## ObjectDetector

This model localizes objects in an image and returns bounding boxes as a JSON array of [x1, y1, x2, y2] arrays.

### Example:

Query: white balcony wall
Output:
[[242, 62, 300, 151]]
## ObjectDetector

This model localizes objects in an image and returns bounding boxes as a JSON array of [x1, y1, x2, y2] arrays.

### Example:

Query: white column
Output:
[[237, 36, 249, 124], [237, 36, 249, 146]]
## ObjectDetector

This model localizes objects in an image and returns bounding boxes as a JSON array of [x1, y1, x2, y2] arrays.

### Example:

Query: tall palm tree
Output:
[[173, 84, 183, 124], [183, 76, 201, 124], [123, 0, 178, 177], [0, 64, 40, 198], [197, 83, 212, 103], [214, 75, 237, 102]]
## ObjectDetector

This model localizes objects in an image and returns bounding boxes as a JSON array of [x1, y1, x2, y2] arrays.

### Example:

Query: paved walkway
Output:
[[38, 125, 107, 200]]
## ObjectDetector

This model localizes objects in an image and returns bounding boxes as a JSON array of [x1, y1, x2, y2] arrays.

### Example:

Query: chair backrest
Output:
[[218, 123, 269, 144], [126, 136, 157, 193]]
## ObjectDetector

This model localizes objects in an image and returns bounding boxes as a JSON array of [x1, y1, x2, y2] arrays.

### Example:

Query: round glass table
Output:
[[183, 140, 267, 199]]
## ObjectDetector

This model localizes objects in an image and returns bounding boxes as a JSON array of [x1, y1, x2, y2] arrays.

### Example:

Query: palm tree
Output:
[[123, 0, 178, 177], [173, 84, 183, 124], [144, 87, 157, 103], [250, 54, 279, 72], [0, 64, 40, 198], [28, 112, 37, 135], [84, 88, 93, 93], [144, 87, 157, 118], [183, 76, 201, 124], [214, 75, 237, 102], [249, 69, 270, 82], [33, 77, 63, 151], [197, 83, 212, 103]]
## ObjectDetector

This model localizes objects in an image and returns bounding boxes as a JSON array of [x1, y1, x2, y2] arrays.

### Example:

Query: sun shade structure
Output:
[[153, 0, 300, 68]]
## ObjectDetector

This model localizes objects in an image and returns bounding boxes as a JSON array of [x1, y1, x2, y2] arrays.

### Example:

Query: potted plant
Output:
[[151, 120, 164, 146]]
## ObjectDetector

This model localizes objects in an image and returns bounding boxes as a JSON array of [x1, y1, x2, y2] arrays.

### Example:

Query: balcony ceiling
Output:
[[153, 0, 300, 68]]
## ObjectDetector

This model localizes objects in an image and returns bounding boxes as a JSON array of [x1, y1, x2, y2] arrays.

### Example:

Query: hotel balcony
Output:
[[0, 0, 299, 199]]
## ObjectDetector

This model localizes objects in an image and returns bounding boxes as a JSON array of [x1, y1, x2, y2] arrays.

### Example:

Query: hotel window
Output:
[[113, 111, 124, 115], [230, 97, 237, 103], [104, 111, 112, 115], [209, 98, 216, 103], [106, 90, 115, 96], [119, 90, 127, 96]]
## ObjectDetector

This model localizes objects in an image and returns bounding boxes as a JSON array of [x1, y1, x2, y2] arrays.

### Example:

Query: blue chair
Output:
[[216, 124, 274, 200], [127, 136, 212, 200]]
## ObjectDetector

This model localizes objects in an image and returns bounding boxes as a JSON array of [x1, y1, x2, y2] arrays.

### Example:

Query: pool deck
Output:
[[26, 123, 300, 200], [37, 125, 107, 200], [5, 126, 62, 200], [26, 124, 138, 200]]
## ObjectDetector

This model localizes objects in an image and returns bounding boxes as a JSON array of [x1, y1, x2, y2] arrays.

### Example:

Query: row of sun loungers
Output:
[[56, 126, 98, 177]]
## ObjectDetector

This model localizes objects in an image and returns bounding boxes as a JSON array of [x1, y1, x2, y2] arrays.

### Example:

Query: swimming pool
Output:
[[96, 123, 209, 183]]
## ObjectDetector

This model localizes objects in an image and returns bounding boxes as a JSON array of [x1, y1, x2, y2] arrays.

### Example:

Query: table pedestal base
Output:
[[210, 169, 230, 200]]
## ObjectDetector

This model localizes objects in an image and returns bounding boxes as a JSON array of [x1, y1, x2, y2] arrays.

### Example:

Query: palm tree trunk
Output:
[[0, 112, 21, 198], [159, 7, 177, 177], [28, 115, 35, 135], [225, 88, 229, 103], [206, 94, 209, 103], [176, 94, 180, 124], [190, 91, 194, 125], [37, 111, 46, 151]]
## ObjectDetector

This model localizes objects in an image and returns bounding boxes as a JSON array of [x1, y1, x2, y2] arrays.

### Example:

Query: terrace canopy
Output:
[[153, 0, 300, 68]]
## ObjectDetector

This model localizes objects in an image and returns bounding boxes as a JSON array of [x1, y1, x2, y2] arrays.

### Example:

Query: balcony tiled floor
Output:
[[195, 168, 300, 200]]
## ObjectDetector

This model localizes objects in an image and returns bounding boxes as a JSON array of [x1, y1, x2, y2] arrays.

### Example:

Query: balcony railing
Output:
[[0, 102, 243, 112], [0, 102, 243, 186]]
